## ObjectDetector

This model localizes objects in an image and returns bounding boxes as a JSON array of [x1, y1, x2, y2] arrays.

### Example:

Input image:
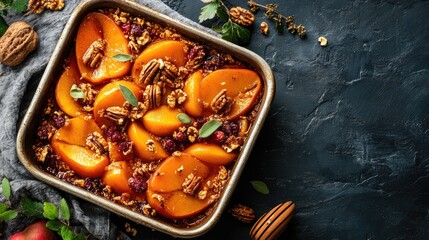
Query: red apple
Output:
[[9, 221, 56, 240]]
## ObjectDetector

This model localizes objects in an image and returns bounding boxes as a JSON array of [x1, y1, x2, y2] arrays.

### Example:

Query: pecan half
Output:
[[167, 89, 187, 108], [229, 7, 255, 27], [137, 59, 163, 86], [230, 204, 256, 223], [161, 61, 179, 82], [142, 84, 162, 110], [182, 173, 202, 195], [82, 39, 105, 68], [86, 132, 108, 155], [211, 89, 233, 114], [98, 106, 129, 126]]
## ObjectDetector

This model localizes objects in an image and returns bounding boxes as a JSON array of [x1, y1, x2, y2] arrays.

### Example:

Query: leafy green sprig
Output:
[[1, 177, 87, 240], [0, 0, 29, 36], [199, 0, 251, 45]]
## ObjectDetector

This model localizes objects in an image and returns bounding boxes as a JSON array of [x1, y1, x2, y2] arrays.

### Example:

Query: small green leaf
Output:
[[112, 53, 133, 62], [212, 24, 223, 33], [74, 233, 86, 240], [43, 202, 58, 220], [20, 198, 44, 218], [250, 180, 269, 194], [46, 220, 63, 232], [177, 113, 191, 124], [59, 198, 70, 222], [0, 203, 9, 214], [2, 178, 11, 199], [61, 225, 75, 240], [221, 20, 251, 45], [0, 209, 18, 221], [119, 84, 138, 106], [199, 119, 222, 138], [70, 84, 85, 99], [10, 0, 28, 13], [0, 16, 8, 37], [199, 1, 219, 23]]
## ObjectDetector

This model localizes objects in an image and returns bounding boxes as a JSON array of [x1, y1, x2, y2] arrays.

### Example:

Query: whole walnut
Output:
[[0, 21, 39, 67]]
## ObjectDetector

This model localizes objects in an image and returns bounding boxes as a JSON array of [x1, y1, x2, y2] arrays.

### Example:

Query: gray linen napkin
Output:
[[0, 0, 214, 238]]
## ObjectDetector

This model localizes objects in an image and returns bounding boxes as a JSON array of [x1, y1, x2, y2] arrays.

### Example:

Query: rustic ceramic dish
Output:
[[16, 0, 274, 237]]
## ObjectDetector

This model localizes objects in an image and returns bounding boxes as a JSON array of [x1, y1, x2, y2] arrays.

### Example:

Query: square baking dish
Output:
[[16, 0, 274, 237]]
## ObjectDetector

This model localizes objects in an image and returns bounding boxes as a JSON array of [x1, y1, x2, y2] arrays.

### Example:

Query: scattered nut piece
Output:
[[260, 22, 269, 36], [318, 36, 328, 47], [0, 21, 38, 67], [230, 204, 256, 223], [146, 139, 155, 152], [249, 201, 296, 240], [229, 6, 255, 27], [124, 222, 137, 237]]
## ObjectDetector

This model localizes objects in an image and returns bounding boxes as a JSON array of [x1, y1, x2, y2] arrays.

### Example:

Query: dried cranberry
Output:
[[37, 126, 49, 140], [174, 132, 187, 142], [187, 46, 205, 60], [212, 131, 226, 143], [221, 121, 239, 136], [121, 22, 131, 35], [118, 141, 131, 153], [130, 23, 143, 37], [128, 177, 148, 193], [43, 154, 59, 175], [195, 117, 207, 129], [84, 178, 94, 191], [52, 115, 65, 128], [111, 131, 122, 142], [105, 126, 117, 138], [162, 138, 177, 153], [203, 55, 222, 71]]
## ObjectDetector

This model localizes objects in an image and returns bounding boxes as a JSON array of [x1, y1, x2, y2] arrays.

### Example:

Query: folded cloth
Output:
[[0, 0, 214, 238]]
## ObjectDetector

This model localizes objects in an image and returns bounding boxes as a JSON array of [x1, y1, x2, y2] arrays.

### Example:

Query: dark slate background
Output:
[[114, 0, 429, 239]]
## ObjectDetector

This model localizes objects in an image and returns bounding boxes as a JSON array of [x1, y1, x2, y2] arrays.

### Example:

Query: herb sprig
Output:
[[199, 0, 251, 45], [1, 177, 87, 240]]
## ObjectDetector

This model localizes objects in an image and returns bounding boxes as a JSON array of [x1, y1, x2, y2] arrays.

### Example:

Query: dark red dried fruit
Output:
[[174, 131, 187, 142], [105, 126, 117, 138], [111, 131, 122, 142], [121, 22, 131, 35], [52, 115, 65, 128], [187, 45, 205, 61], [36, 126, 49, 140], [118, 141, 132, 153], [162, 138, 177, 153], [212, 130, 226, 143], [203, 55, 223, 71], [84, 178, 94, 191], [222, 121, 239, 136], [195, 117, 207, 129], [130, 23, 143, 37], [128, 177, 148, 193]]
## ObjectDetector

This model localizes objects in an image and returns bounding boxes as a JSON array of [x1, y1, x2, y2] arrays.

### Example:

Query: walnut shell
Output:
[[0, 21, 39, 66], [249, 201, 295, 240]]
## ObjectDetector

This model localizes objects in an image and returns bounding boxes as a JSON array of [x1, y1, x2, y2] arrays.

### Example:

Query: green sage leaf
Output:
[[60, 225, 75, 240], [119, 84, 138, 106], [0, 203, 8, 214], [46, 220, 62, 232], [70, 84, 85, 99], [10, 0, 28, 13], [0, 209, 18, 221], [0, 16, 8, 37], [20, 198, 44, 218], [1, 178, 11, 199], [199, 1, 219, 23], [43, 202, 58, 220], [177, 113, 191, 125], [250, 180, 269, 194], [74, 233, 86, 240], [59, 198, 70, 221], [221, 20, 251, 46], [199, 119, 222, 138], [216, 5, 229, 21], [112, 53, 133, 62]]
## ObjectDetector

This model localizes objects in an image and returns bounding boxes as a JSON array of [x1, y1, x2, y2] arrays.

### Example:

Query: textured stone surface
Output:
[[119, 0, 429, 239]]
